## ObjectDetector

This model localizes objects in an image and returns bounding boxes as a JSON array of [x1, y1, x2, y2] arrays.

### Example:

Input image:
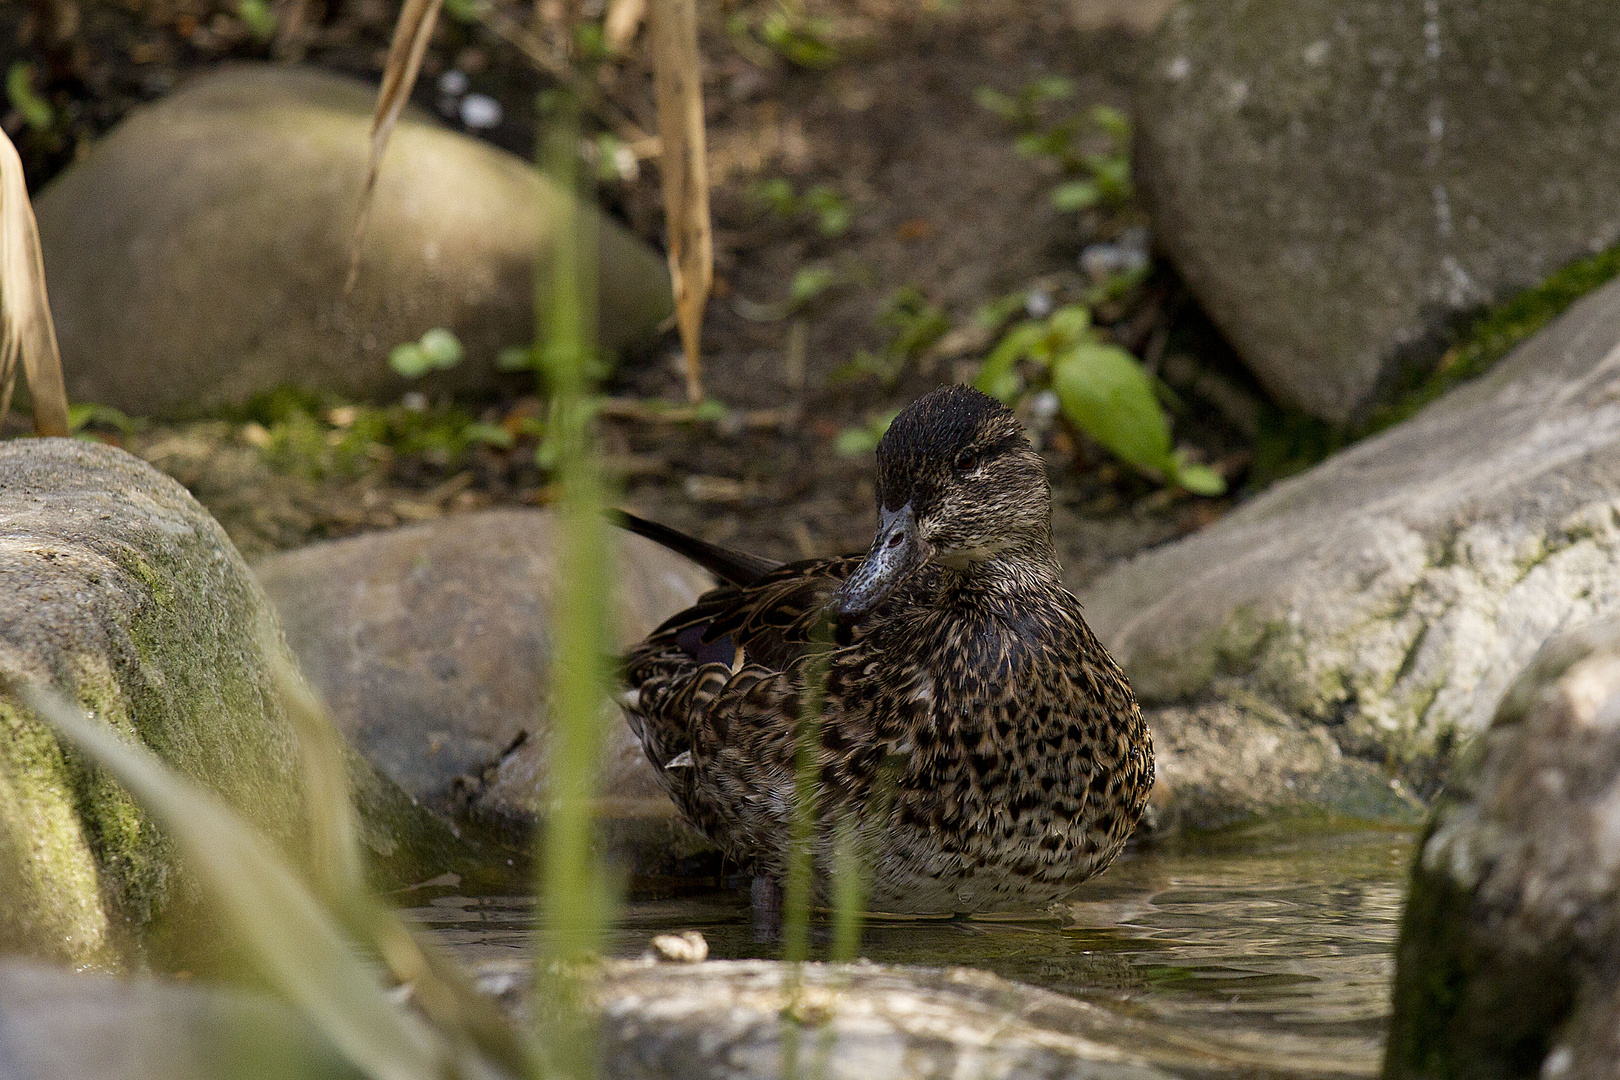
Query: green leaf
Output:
[[974, 321, 1044, 402], [6, 63, 53, 131], [973, 86, 1019, 120], [693, 398, 729, 423], [835, 426, 878, 456], [463, 422, 515, 448], [1051, 180, 1099, 212], [418, 328, 464, 369], [1051, 341, 1175, 476], [788, 265, 838, 306], [1173, 459, 1227, 496], [805, 186, 851, 236], [1089, 104, 1131, 142], [236, 0, 277, 40], [388, 344, 432, 378], [1031, 76, 1077, 103], [1047, 304, 1092, 344], [497, 345, 534, 371]]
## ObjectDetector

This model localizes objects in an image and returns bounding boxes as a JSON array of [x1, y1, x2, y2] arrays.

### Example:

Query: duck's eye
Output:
[[954, 447, 983, 474]]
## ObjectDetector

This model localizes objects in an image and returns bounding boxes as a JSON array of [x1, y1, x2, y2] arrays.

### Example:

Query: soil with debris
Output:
[[0, 0, 1269, 586]]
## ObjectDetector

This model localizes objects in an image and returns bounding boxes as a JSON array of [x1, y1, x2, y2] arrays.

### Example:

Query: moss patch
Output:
[[1252, 242, 1620, 487]]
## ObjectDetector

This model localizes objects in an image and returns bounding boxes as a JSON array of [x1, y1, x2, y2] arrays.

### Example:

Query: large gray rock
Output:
[[37, 65, 673, 417], [0, 438, 462, 969], [254, 509, 715, 870], [1384, 621, 1620, 1080], [1138, 0, 1620, 424], [1081, 274, 1620, 829]]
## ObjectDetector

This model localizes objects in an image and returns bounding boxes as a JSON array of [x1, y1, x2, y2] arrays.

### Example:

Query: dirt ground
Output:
[[0, 0, 1268, 587]]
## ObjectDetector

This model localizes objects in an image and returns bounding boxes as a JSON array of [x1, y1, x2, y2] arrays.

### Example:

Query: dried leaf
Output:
[[0, 127, 68, 436], [650, 0, 712, 403], [348, 0, 445, 293]]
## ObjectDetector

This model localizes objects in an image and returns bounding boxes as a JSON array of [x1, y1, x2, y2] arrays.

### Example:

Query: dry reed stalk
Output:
[[0, 127, 68, 437], [650, 0, 712, 403], [604, 0, 647, 51], [349, 0, 445, 292]]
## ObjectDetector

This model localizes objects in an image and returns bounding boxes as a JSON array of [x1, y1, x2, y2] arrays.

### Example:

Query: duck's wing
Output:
[[611, 509, 783, 587], [618, 557, 859, 778]]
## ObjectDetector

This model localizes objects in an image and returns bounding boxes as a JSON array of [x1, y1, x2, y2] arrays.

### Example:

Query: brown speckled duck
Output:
[[616, 385, 1152, 915]]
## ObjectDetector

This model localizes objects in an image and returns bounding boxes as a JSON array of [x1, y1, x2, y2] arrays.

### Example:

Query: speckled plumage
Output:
[[618, 386, 1153, 913]]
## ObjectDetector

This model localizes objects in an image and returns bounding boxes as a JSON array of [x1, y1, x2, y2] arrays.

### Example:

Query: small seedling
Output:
[[736, 2, 837, 69], [753, 178, 852, 237], [830, 286, 948, 387], [389, 328, 465, 378], [976, 303, 1224, 495]]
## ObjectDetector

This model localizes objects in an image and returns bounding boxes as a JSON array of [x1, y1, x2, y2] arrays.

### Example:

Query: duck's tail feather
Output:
[[609, 509, 782, 587]]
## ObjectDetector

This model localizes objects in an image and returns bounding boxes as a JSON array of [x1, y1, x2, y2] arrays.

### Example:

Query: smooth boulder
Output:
[[0, 438, 461, 969], [253, 509, 715, 869], [36, 65, 673, 417], [1080, 273, 1620, 830], [1385, 621, 1620, 1079], [1137, 0, 1620, 424]]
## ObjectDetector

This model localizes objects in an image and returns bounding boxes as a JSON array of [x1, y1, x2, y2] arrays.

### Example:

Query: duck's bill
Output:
[[833, 502, 927, 621]]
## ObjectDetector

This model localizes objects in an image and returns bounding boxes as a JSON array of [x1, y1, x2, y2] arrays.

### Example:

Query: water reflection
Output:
[[403, 829, 1414, 1079]]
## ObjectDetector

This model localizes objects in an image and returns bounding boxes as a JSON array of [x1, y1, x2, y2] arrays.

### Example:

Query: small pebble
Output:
[[437, 69, 469, 96], [648, 930, 709, 963], [1025, 289, 1054, 318], [460, 93, 503, 130]]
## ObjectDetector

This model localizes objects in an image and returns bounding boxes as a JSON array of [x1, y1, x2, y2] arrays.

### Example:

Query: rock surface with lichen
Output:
[[1081, 274, 1620, 830], [1138, 0, 1620, 424], [1384, 619, 1620, 1080], [35, 64, 673, 417], [253, 510, 716, 872], [0, 437, 462, 969]]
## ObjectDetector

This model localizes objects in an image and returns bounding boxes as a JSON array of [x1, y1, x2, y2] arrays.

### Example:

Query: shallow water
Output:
[[404, 828, 1415, 1079]]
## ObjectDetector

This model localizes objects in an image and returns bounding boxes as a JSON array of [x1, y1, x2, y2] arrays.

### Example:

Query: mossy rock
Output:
[[1383, 621, 1620, 1079], [0, 438, 464, 969], [35, 64, 674, 417]]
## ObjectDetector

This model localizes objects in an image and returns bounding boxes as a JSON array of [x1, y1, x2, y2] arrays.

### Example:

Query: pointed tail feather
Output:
[[609, 509, 782, 587]]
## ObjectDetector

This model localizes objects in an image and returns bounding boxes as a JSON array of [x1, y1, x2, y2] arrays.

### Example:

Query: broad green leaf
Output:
[[20, 686, 473, 1080], [1052, 341, 1175, 476]]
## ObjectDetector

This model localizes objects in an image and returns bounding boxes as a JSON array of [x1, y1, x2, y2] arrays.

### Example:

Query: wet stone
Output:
[[253, 508, 716, 872]]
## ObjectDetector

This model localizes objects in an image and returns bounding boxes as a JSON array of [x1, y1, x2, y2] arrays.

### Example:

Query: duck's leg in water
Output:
[[751, 874, 783, 942]]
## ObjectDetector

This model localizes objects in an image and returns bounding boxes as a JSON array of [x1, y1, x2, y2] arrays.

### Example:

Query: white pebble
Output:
[[460, 93, 503, 130], [437, 69, 469, 96]]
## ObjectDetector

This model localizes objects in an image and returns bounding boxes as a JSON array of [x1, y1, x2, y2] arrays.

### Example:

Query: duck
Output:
[[615, 384, 1153, 917]]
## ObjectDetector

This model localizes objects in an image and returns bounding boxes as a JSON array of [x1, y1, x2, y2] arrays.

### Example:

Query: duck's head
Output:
[[833, 385, 1052, 620]]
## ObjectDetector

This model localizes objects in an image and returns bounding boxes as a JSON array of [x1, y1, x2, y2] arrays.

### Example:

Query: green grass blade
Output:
[[21, 684, 488, 1080]]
